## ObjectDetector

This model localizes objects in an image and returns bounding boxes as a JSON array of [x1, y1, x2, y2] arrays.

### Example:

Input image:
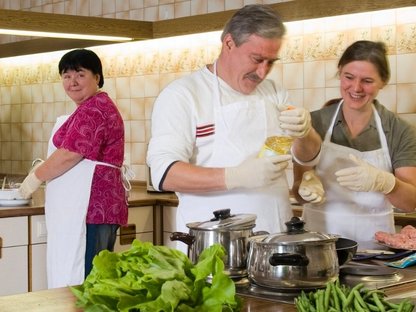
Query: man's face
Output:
[[222, 33, 282, 94]]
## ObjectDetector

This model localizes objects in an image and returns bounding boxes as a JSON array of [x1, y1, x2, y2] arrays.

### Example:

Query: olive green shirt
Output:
[[311, 99, 416, 170]]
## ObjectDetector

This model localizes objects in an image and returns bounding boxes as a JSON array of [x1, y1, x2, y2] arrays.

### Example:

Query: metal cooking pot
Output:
[[247, 217, 339, 289], [170, 209, 259, 278]]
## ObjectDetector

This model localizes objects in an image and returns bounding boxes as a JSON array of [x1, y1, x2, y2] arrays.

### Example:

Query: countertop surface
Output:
[[0, 184, 179, 218], [0, 269, 415, 312], [2, 186, 416, 228]]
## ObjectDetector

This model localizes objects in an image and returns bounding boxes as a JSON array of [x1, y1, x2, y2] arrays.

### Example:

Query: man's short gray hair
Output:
[[221, 4, 286, 47]]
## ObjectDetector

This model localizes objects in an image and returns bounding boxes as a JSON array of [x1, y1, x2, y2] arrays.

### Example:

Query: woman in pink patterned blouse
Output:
[[19, 49, 127, 288]]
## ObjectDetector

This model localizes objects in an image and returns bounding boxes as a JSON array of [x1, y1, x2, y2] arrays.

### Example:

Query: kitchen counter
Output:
[[1, 272, 415, 312], [0, 287, 296, 312], [2, 187, 416, 228], [0, 184, 178, 218]]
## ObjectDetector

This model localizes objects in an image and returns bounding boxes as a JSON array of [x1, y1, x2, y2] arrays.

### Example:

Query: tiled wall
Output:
[[0, 6, 415, 182]]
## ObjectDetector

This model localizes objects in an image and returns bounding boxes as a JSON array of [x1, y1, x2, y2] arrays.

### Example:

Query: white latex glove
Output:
[[298, 170, 325, 204], [335, 154, 396, 194], [225, 154, 292, 190], [278, 104, 312, 138], [18, 159, 44, 199]]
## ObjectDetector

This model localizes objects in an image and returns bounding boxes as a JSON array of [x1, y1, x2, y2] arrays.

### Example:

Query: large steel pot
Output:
[[247, 217, 339, 289], [170, 209, 259, 278]]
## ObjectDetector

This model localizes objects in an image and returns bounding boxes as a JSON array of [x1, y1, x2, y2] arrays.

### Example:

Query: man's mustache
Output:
[[245, 73, 262, 82]]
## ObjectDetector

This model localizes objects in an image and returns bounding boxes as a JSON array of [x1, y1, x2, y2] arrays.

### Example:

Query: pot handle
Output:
[[170, 232, 196, 246], [269, 253, 309, 266]]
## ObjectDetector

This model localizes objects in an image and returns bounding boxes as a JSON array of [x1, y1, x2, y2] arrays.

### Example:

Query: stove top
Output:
[[236, 262, 416, 303]]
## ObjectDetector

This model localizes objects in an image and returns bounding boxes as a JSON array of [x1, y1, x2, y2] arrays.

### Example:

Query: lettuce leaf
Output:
[[71, 240, 240, 311]]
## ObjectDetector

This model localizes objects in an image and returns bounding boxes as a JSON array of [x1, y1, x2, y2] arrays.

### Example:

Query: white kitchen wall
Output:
[[0, 5, 415, 181]]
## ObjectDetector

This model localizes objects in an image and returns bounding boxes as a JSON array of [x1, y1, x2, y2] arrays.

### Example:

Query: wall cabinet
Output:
[[0, 216, 28, 295]]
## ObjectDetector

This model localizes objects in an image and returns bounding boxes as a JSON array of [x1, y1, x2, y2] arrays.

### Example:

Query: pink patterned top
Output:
[[53, 92, 128, 225]]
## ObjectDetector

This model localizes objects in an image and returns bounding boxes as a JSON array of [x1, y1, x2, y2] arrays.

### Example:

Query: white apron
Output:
[[45, 115, 121, 289], [174, 62, 292, 253], [303, 101, 394, 250]]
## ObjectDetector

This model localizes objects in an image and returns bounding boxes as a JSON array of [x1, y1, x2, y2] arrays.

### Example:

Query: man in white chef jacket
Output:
[[147, 4, 322, 252]]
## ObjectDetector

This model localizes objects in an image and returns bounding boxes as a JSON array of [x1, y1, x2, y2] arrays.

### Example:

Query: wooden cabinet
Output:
[[114, 206, 154, 252], [29, 215, 47, 292], [0, 216, 28, 295], [162, 205, 177, 249]]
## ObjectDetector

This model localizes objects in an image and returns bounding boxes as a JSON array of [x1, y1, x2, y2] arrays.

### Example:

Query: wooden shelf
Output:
[[0, 0, 415, 58]]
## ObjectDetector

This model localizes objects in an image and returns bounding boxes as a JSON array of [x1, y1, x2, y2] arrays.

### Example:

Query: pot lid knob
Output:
[[285, 217, 306, 234], [211, 209, 232, 221]]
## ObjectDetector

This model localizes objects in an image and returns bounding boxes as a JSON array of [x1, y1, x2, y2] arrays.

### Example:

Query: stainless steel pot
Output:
[[247, 217, 339, 289], [170, 209, 258, 278]]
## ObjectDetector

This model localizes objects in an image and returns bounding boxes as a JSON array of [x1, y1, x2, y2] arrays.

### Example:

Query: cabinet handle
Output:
[[0, 236, 2, 259], [119, 234, 136, 246], [120, 224, 136, 235]]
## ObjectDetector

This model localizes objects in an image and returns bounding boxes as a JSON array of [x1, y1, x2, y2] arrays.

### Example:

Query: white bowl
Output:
[[0, 189, 25, 200]]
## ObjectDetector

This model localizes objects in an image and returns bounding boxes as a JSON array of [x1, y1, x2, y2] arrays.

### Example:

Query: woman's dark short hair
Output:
[[338, 40, 390, 83], [58, 49, 104, 88], [221, 4, 286, 47]]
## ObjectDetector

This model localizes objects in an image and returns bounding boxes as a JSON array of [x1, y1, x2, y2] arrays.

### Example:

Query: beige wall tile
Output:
[[304, 61, 325, 88], [143, 74, 160, 97], [191, 0, 207, 15], [174, 1, 190, 18], [10, 123, 22, 142], [287, 89, 303, 107], [131, 98, 146, 120], [131, 120, 146, 142], [90, 0, 103, 16], [304, 88, 325, 112], [131, 142, 146, 163], [283, 62, 303, 89], [117, 99, 132, 120], [116, 77, 131, 99], [225, 0, 243, 10], [159, 4, 174, 19], [64, 0, 76, 14], [397, 83, 416, 114], [144, 5, 158, 21], [208, 0, 224, 13], [21, 123, 32, 142], [102, 0, 116, 14], [397, 53, 416, 83], [377, 84, 396, 113]]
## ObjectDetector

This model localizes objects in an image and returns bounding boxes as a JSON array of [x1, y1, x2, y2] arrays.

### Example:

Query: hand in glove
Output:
[[298, 170, 325, 204], [225, 154, 292, 190], [335, 154, 396, 194], [278, 104, 312, 138], [18, 159, 44, 199]]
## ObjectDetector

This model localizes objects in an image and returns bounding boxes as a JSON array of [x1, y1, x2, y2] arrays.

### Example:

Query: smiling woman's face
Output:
[[339, 60, 385, 111], [61, 68, 100, 105]]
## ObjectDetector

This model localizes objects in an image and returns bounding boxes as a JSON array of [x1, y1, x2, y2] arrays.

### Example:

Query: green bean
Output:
[[334, 283, 347, 307], [372, 292, 386, 312], [330, 281, 341, 311], [397, 300, 405, 312], [354, 297, 366, 312], [345, 283, 363, 308], [354, 289, 368, 310], [324, 283, 331, 310]]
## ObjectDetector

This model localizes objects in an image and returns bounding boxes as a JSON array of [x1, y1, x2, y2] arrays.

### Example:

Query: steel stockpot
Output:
[[170, 209, 259, 278], [247, 217, 339, 289]]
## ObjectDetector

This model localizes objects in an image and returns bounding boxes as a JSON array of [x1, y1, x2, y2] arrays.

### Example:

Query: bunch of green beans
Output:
[[294, 279, 414, 312]]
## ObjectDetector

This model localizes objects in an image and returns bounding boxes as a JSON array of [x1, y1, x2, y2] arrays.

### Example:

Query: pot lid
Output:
[[260, 217, 337, 244], [186, 209, 256, 230]]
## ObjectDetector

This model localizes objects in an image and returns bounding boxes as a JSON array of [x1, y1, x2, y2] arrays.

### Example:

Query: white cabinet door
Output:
[[114, 206, 154, 253], [0, 217, 28, 295], [30, 215, 48, 291]]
